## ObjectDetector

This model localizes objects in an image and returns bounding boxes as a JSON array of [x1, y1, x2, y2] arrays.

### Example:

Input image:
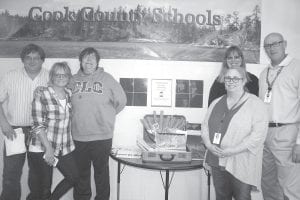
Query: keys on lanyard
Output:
[[213, 132, 222, 144], [264, 87, 272, 103]]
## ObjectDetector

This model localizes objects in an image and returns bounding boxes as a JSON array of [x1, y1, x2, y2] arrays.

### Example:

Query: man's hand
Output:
[[1, 123, 16, 140], [292, 144, 300, 163]]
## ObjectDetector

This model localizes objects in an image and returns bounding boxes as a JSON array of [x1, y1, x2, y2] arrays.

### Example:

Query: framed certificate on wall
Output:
[[151, 79, 172, 107]]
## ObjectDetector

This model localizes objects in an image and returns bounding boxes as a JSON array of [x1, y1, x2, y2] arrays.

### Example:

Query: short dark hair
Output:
[[20, 43, 46, 62], [79, 47, 100, 66]]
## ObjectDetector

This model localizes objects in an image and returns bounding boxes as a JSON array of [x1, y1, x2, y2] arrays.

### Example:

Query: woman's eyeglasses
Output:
[[54, 74, 69, 79], [226, 55, 241, 61], [224, 76, 243, 83]]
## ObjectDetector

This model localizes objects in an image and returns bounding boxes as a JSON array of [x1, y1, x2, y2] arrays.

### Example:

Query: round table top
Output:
[[110, 153, 203, 171]]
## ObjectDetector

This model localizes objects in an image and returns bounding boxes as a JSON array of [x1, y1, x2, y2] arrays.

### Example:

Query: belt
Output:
[[268, 123, 288, 127]]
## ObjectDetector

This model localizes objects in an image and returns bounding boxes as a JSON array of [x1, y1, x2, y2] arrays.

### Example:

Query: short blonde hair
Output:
[[49, 62, 72, 85]]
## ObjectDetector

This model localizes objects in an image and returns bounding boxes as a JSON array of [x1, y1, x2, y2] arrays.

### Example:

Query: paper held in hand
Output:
[[4, 128, 26, 156]]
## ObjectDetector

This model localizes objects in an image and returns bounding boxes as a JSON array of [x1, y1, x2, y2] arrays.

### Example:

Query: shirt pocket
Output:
[[46, 104, 64, 120]]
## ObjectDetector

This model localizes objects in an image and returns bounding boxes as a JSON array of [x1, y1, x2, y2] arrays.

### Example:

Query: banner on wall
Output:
[[0, 0, 261, 63]]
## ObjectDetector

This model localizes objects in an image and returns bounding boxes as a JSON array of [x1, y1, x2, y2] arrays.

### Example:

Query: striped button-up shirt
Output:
[[31, 87, 75, 156], [0, 67, 49, 126]]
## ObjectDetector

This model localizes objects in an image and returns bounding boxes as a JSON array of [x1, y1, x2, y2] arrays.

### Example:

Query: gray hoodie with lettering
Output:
[[70, 67, 126, 141]]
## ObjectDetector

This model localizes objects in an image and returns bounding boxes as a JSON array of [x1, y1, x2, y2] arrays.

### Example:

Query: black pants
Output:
[[0, 150, 27, 200], [211, 167, 252, 200], [73, 139, 112, 200], [27, 151, 79, 200]]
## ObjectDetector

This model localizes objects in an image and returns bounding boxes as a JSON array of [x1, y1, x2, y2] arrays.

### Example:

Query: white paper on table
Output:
[[4, 128, 26, 156]]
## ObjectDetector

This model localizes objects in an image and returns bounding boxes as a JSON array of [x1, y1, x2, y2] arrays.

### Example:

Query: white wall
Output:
[[0, 0, 300, 199]]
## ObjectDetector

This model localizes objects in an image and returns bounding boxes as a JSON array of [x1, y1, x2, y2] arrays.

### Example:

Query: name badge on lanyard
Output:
[[213, 132, 222, 144], [264, 90, 272, 103], [265, 66, 284, 104]]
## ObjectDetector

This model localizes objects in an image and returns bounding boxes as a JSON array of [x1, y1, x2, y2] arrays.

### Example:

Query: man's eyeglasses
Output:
[[224, 76, 243, 83], [24, 56, 41, 62], [54, 74, 69, 79], [264, 41, 283, 49]]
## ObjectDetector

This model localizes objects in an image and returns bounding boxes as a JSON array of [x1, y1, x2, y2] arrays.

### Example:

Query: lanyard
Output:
[[227, 91, 246, 111], [214, 91, 246, 146], [266, 66, 284, 92], [220, 91, 246, 124]]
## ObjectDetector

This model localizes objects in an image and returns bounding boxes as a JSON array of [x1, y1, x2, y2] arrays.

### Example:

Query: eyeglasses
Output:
[[224, 76, 243, 83], [264, 41, 283, 49], [226, 55, 241, 61], [54, 74, 69, 79], [24, 56, 41, 62]]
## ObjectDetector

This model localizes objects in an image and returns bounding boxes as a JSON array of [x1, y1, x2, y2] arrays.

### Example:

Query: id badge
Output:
[[264, 91, 272, 103], [213, 132, 222, 144]]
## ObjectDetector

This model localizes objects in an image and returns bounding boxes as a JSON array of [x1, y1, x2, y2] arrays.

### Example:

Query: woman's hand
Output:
[[207, 143, 239, 158], [43, 148, 55, 166], [33, 86, 46, 97], [207, 144, 223, 158], [219, 147, 238, 158]]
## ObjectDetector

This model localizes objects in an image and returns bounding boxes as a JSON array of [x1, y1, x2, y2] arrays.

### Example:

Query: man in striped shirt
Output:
[[0, 44, 49, 200]]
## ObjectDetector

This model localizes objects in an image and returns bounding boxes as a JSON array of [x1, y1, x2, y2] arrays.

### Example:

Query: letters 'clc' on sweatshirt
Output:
[[69, 67, 127, 142]]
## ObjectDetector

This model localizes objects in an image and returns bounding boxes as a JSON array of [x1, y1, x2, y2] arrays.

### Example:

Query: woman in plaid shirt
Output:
[[30, 62, 79, 200]]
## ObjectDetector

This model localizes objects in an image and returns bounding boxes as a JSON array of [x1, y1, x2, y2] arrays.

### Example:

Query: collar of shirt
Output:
[[48, 86, 72, 108], [48, 86, 72, 97], [21, 67, 48, 80], [268, 55, 293, 70]]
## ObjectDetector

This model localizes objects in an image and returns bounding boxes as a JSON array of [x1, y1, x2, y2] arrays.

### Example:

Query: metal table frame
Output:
[[110, 153, 211, 200]]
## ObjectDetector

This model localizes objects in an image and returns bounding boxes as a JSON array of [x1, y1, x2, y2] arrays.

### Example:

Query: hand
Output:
[[207, 144, 223, 158], [1, 123, 16, 140], [33, 86, 46, 97], [292, 144, 300, 163], [44, 149, 55, 166], [219, 147, 237, 158]]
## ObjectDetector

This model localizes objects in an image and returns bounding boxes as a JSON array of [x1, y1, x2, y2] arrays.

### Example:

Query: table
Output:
[[110, 153, 211, 200]]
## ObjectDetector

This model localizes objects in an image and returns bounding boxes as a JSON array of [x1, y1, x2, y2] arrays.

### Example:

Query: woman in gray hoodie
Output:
[[69, 47, 127, 200]]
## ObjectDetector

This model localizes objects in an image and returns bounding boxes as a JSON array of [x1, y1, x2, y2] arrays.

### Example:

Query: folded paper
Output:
[[5, 128, 26, 156]]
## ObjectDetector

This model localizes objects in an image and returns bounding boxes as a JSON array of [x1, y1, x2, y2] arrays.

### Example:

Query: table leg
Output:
[[165, 170, 170, 200], [117, 161, 121, 200], [207, 170, 211, 200]]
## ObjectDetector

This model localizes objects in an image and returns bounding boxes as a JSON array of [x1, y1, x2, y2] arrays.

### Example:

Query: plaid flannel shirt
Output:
[[31, 87, 75, 156]]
